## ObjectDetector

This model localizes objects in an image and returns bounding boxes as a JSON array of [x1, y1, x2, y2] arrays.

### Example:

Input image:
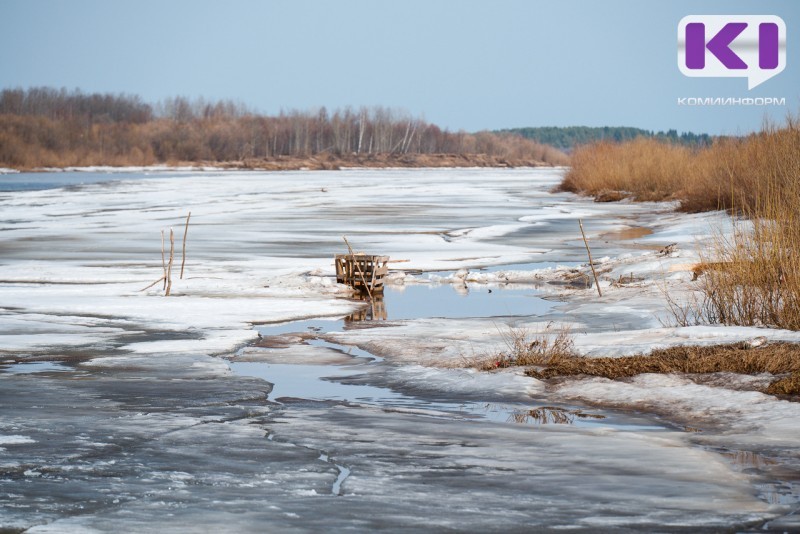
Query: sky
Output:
[[1, 0, 798, 135]]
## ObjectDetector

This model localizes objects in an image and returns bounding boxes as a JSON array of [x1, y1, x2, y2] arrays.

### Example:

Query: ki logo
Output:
[[678, 15, 786, 89]]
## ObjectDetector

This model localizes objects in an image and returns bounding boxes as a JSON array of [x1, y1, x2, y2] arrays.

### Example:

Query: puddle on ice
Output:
[[229, 362, 392, 402], [253, 318, 346, 337], [254, 282, 555, 325], [262, 285, 557, 323], [233, 317, 666, 432], [310, 338, 380, 361], [233, 259, 671, 430], [757, 482, 800, 506], [382, 285, 555, 320], [508, 406, 604, 425], [230, 358, 621, 428]]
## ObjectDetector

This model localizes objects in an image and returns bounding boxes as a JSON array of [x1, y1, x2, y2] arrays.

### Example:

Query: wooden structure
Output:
[[335, 254, 389, 295]]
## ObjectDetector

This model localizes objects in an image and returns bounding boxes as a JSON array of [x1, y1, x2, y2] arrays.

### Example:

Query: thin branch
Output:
[[180, 211, 191, 279], [161, 229, 167, 290], [343, 235, 373, 299], [166, 228, 175, 296], [139, 276, 166, 292], [579, 219, 602, 297]]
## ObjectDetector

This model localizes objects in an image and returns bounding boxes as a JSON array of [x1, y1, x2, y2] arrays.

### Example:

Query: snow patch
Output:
[[0, 435, 36, 445]]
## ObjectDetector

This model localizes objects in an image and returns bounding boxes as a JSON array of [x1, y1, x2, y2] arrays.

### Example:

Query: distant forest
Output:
[[0, 87, 569, 169], [496, 126, 713, 151]]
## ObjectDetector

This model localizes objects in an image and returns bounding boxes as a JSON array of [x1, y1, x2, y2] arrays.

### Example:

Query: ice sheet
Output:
[[1, 167, 797, 530]]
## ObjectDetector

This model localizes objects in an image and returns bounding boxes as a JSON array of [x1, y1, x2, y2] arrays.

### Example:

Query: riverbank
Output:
[[0, 152, 554, 173], [233, 152, 552, 171]]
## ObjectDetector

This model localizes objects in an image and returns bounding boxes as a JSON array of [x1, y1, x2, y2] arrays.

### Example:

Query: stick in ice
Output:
[[579, 219, 602, 297]]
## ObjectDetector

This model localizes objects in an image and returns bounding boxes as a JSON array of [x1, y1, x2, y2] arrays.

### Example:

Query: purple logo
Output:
[[678, 15, 786, 89]]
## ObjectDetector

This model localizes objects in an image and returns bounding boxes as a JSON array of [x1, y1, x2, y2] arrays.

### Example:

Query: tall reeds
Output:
[[561, 137, 694, 202], [699, 169, 800, 330], [563, 116, 800, 330], [561, 116, 799, 214]]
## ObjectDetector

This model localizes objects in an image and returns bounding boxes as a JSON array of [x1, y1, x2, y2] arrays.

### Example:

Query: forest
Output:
[[498, 126, 713, 151], [0, 87, 569, 169]]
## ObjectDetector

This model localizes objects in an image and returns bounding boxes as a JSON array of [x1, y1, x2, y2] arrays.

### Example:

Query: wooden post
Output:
[[579, 219, 602, 297]]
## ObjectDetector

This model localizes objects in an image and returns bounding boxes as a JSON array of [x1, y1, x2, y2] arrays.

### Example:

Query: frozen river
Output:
[[1, 168, 799, 532]]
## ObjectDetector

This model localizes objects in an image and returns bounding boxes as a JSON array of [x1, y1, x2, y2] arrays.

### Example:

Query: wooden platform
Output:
[[335, 254, 389, 294]]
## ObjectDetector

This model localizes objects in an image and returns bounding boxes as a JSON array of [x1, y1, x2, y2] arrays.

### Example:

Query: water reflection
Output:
[[720, 450, 777, 470], [346, 295, 387, 322], [507, 406, 607, 426], [713, 449, 800, 507], [345, 284, 556, 322], [756, 482, 800, 506]]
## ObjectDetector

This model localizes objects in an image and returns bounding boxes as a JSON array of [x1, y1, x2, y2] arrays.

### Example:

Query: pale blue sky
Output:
[[1, 0, 797, 134]]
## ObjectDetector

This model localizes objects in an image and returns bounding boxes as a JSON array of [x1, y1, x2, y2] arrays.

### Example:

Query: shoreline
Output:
[[1, 153, 553, 173]]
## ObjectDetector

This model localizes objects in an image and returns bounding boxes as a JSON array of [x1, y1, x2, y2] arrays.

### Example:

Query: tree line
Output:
[[497, 126, 713, 151], [0, 87, 569, 168]]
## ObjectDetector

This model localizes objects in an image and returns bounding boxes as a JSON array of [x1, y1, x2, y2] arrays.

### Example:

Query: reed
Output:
[[563, 116, 800, 330], [561, 116, 799, 215], [698, 186, 800, 330], [479, 324, 577, 370]]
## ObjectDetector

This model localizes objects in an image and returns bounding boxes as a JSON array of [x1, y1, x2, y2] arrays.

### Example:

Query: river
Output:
[[1, 167, 797, 532]]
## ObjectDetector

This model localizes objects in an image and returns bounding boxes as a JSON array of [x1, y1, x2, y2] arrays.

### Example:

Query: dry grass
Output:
[[480, 326, 800, 396], [522, 341, 800, 396], [564, 117, 800, 331], [671, 162, 800, 330], [477, 324, 578, 370], [767, 373, 800, 395], [696, 195, 800, 330], [560, 117, 800, 214], [560, 138, 694, 202]]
